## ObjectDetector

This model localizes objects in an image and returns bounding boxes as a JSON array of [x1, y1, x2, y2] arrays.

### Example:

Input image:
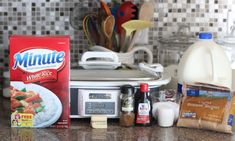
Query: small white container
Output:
[[152, 102, 179, 122], [157, 107, 174, 127]]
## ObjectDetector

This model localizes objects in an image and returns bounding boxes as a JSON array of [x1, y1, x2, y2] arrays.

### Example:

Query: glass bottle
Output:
[[135, 83, 153, 126], [119, 85, 135, 127]]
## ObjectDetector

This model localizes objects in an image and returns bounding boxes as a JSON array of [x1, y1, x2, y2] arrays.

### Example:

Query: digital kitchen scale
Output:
[[69, 69, 171, 118]]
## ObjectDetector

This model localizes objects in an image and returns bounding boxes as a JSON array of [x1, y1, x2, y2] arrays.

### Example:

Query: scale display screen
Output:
[[85, 102, 115, 115], [89, 93, 111, 99]]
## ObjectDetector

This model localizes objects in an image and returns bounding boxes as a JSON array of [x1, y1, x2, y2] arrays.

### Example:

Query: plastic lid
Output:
[[158, 24, 196, 46], [158, 36, 196, 45], [216, 36, 235, 46], [140, 83, 149, 92], [199, 32, 212, 39], [216, 26, 235, 47], [120, 85, 134, 95]]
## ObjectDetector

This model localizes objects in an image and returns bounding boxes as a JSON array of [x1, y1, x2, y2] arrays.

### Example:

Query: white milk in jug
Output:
[[178, 32, 232, 93]]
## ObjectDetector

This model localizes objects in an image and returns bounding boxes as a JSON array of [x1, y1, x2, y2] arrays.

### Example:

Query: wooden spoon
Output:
[[128, 0, 155, 51], [139, 0, 155, 21], [103, 15, 115, 50]]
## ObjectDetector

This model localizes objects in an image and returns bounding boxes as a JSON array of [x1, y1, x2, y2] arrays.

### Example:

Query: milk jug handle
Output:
[[209, 47, 217, 82]]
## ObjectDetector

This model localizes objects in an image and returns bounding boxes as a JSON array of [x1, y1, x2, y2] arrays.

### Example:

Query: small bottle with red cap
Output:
[[134, 83, 153, 126]]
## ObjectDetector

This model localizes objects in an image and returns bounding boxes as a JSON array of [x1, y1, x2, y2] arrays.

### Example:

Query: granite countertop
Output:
[[0, 98, 234, 141]]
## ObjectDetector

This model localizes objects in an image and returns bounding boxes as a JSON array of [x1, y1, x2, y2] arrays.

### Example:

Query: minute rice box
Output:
[[10, 35, 70, 128]]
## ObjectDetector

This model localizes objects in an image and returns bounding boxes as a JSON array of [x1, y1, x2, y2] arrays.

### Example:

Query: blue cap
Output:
[[199, 32, 212, 39]]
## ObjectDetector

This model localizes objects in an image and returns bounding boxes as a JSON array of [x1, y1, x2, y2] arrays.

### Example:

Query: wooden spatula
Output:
[[121, 20, 153, 52]]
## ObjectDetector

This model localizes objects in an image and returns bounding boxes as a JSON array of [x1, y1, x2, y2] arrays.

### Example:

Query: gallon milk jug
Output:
[[178, 32, 232, 91]]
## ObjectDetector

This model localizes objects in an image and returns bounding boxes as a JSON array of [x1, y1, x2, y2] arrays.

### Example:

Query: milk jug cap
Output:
[[199, 32, 212, 39]]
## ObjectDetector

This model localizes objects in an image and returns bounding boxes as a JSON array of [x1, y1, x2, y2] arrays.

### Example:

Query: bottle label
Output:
[[136, 103, 150, 124], [121, 95, 134, 112]]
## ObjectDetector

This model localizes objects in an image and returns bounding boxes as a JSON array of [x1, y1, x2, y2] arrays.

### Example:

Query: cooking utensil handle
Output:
[[121, 35, 131, 53], [127, 30, 140, 52], [106, 38, 113, 50]]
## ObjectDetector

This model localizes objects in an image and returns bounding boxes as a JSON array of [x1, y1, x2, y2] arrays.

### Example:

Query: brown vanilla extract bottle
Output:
[[134, 83, 153, 126]]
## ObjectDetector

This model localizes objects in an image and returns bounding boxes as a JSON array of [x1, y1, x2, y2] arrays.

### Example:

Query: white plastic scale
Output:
[[70, 51, 171, 118]]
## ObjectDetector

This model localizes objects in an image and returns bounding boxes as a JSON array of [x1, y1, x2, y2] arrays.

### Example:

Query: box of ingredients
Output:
[[10, 35, 70, 128], [177, 83, 235, 133]]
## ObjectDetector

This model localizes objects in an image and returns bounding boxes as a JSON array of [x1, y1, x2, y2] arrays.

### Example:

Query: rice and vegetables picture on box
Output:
[[9, 35, 70, 128]]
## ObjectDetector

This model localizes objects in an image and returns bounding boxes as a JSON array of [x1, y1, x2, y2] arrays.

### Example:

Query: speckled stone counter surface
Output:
[[1, 98, 235, 141]]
